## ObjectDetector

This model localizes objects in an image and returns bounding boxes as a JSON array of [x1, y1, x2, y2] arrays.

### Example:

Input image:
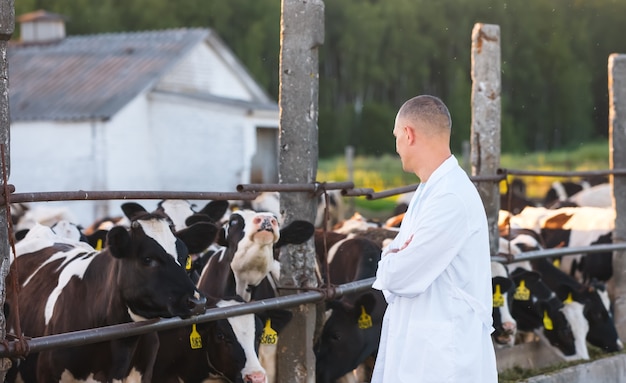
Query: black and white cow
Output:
[[508, 267, 588, 361], [491, 261, 517, 347], [192, 210, 314, 383], [152, 296, 293, 383], [5, 210, 218, 382], [531, 258, 623, 353], [314, 235, 385, 383]]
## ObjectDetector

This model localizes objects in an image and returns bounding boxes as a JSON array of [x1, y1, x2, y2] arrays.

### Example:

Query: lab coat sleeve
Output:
[[374, 192, 470, 297]]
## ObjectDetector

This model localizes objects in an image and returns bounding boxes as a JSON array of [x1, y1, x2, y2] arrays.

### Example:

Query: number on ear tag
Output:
[[189, 323, 202, 349], [185, 255, 192, 270], [261, 319, 278, 345]]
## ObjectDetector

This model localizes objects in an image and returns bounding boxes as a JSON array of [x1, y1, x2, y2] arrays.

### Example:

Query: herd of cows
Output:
[[1, 178, 624, 382]]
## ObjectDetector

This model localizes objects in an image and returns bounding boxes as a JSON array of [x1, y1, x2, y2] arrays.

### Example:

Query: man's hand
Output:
[[383, 234, 414, 257]]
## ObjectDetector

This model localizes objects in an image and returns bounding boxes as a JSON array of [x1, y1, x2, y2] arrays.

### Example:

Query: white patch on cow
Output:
[[51, 220, 83, 241], [15, 205, 78, 233], [491, 262, 517, 347], [218, 300, 266, 381], [58, 367, 142, 382], [136, 218, 179, 265], [559, 301, 590, 361], [569, 183, 611, 208], [258, 343, 277, 383], [60, 370, 100, 382], [160, 199, 195, 230], [13, 223, 91, 265], [43, 248, 98, 325], [326, 235, 355, 265], [229, 211, 280, 301], [128, 308, 149, 322], [552, 181, 569, 202], [13, 224, 98, 325]]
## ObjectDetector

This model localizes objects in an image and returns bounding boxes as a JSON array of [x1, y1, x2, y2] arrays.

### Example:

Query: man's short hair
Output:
[[398, 95, 452, 135]]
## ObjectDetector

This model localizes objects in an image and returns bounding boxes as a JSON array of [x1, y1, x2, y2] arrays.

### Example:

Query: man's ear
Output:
[[405, 126, 416, 144]]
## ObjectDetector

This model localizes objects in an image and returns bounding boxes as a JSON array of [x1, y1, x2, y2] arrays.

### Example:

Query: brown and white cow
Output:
[[5, 210, 218, 383]]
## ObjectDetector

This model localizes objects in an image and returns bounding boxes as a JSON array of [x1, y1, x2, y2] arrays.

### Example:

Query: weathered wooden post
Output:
[[470, 23, 501, 256], [277, 1, 324, 382], [0, 0, 14, 379], [609, 53, 626, 338]]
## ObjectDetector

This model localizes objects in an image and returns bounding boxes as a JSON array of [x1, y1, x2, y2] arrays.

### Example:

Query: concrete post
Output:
[[277, 1, 324, 382], [0, 0, 14, 379], [609, 53, 626, 339], [471, 23, 501, 256]]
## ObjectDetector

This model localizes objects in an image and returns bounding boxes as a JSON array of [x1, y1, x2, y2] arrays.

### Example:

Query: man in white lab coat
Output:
[[371, 95, 497, 382]]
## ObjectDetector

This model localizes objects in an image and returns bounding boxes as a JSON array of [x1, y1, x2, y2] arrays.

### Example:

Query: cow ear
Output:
[[121, 202, 148, 220], [256, 309, 293, 335], [492, 276, 514, 294], [176, 222, 219, 254], [196, 200, 229, 223], [86, 229, 109, 251], [275, 220, 315, 248], [351, 292, 377, 317], [107, 226, 131, 259]]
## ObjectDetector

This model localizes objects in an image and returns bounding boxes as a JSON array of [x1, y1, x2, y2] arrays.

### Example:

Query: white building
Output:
[[8, 10, 279, 226]]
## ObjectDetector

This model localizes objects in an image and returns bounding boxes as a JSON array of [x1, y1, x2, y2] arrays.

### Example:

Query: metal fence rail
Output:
[[0, 278, 375, 358], [491, 243, 626, 263]]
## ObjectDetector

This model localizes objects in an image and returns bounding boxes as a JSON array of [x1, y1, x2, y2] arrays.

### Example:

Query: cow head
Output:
[[199, 299, 293, 383], [211, 210, 313, 302], [510, 268, 578, 358], [108, 212, 218, 320], [566, 281, 622, 353], [314, 291, 385, 383], [491, 274, 516, 346]]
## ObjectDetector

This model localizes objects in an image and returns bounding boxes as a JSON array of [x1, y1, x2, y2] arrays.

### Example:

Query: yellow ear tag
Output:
[[514, 280, 530, 301], [95, 239, 103, 251], [261, 319, 278, 345], [358, 306, 373, 329], [185, 255, 192, 270], [553, 258, 561, 268], [564, 292, 574, 304], [493, 284, 505, 308], [543, 310, 554, 330], [189, 324, 202, 349]]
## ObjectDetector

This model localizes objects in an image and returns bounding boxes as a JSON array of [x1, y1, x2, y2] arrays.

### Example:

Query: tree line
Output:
[[14, 0, 626, 157]]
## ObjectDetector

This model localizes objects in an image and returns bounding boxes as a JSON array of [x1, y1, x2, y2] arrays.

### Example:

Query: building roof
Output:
[[8, 28, 276, 122]]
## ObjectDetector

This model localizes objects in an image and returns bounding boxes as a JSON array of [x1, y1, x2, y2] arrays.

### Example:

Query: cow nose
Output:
[[188, 295, 207, 315], [260, 219, 273, 231], [244, 371, 266, 383], [502, 321, 517, 335]]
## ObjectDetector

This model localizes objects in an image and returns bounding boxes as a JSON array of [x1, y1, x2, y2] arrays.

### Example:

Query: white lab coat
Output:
[[371, 156, 497, 383]]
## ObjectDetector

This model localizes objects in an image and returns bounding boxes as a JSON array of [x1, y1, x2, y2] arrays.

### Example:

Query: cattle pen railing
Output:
[[1, 166, 625, 361]]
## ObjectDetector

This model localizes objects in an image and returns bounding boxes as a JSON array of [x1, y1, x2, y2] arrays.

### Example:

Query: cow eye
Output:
[[141, 256, 157, 267], [330, 333, 341, 342]]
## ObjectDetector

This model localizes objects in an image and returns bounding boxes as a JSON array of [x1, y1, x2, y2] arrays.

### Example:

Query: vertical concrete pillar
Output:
[[0, 0, 14, 379], [609, 53, 626, 338], [278, 1, 324, 382], [471, 23, 501, 256]]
